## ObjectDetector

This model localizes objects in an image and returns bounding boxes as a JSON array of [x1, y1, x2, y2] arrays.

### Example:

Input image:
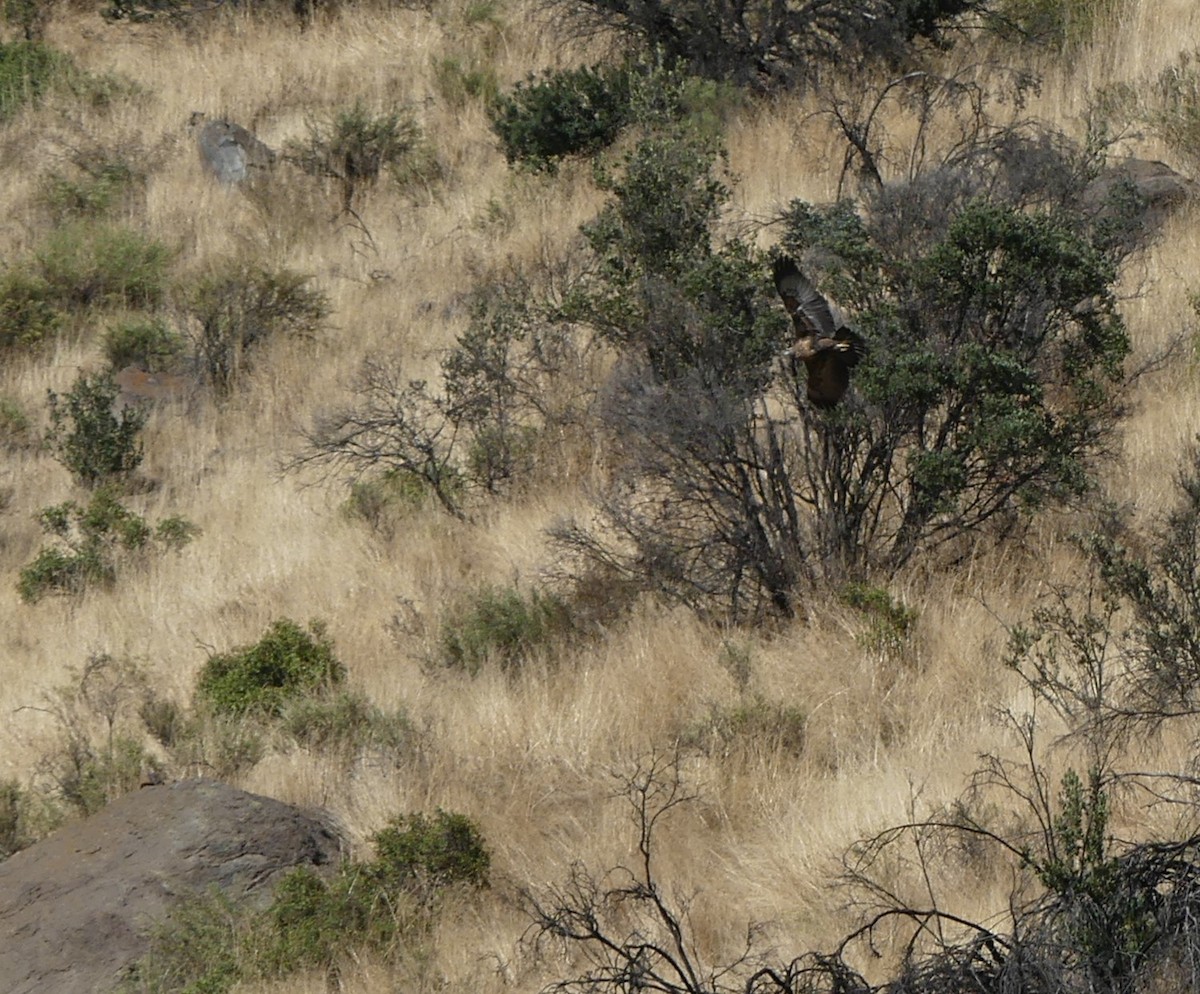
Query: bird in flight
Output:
[[772, 255, 867, 409]]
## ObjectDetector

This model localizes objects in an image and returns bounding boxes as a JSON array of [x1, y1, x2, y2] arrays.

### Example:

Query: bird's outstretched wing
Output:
[[772, 255, 837, 338]]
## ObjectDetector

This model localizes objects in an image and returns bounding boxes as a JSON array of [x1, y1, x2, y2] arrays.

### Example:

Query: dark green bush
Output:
[[438, 585, 571, 674], [989, 0, 1124, 49], [372, 809, 491, 890], [186, 260, 327, 391], [840, 582, 918, 656], [102, 316, 185, 373], [46, 370, 146, 486], [490, 64, 633, 173], [196, 619, 346, 718]]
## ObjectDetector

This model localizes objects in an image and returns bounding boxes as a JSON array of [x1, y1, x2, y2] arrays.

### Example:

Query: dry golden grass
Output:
[[2, 2, 1200, 992]]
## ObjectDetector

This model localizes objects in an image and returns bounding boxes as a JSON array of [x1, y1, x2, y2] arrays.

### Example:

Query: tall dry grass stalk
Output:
[[0, 2, 1198, 992]]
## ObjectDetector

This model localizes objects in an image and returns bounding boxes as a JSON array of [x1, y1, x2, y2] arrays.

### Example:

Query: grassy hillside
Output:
[[2, 0, 1200, 991]]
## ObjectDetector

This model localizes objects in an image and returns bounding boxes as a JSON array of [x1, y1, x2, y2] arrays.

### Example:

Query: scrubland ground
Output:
[[2, 1, 1200, 991]]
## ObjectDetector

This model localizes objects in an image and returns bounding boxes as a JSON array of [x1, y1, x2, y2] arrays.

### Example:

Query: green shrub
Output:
[[46, 370, 146, 486], [186, 260, 327, 391], [287, 101, 424, 213], [126, 807, 490, 991], [36, 222, 170, 310], [0, 779, 42, 859], [0, 267, 60, 350], [342, 468, 434, 533], [102, 316, 185, 372], [1148, 50, 1200, 169], [16, 487, 195, 603], [840, 582, 918, 656], [490, 64, 633, 173], [438, 585, 571, 674], [279, 690, 416, 756], [372, 809, 491, 890], [196, 619, 346, 718]]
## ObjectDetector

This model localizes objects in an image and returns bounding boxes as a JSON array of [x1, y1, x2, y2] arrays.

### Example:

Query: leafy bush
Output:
[[185, 259, 327, 391], [195, 619, 346, 718], [490, 64, 633, 173], [287, 101, 424, 213], [438, 585, 571, 675], [102, 316, 185, 372], [36, 222, 170, 310], [17, 488, 193, 603], [372, 809, 491, 890], [46, 370, 146, 486], [553, 124, 1131, 619], [840, 582, 918, 656]]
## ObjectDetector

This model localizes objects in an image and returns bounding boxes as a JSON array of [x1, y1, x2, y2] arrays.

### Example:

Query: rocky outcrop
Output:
[[0, 779, 341, 994]]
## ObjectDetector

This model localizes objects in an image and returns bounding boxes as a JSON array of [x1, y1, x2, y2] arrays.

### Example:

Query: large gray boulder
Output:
[[190, 111, 277, 185], [0, 779, 341, 994]]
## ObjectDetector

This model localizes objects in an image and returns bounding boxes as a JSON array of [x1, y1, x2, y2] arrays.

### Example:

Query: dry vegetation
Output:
[[2, 0, 1200, 991]]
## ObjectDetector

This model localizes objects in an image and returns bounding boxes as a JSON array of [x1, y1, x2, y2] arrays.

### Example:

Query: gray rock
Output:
[[0, 779, 342, 994], [190, 111, 276, 185]]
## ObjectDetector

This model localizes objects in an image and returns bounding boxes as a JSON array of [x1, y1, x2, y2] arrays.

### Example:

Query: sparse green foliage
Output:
[[186, 260, 327, 391], [46, 370, 146, 486], [0, 394, 34, 451], [2, 0, 47, 41], [1147, 50, 1200, 169], [681, 696, 807, 758], [36, 222, 170, 310], [990, 0, 1124, 49], [434, 55, 499, 109], [125, 808, 489, 991], [0, 40, 69, 118], [39, 146, 145, 223], [438, 585, 571, 675], [841, 583, 918, 656], [279, 690, 417, 757], [0, 267, 60, 350], [287, 101, 424, 213], [0, 778, 57, 860], [196, 619, 346, 718], [16, 487, 193, 602]]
